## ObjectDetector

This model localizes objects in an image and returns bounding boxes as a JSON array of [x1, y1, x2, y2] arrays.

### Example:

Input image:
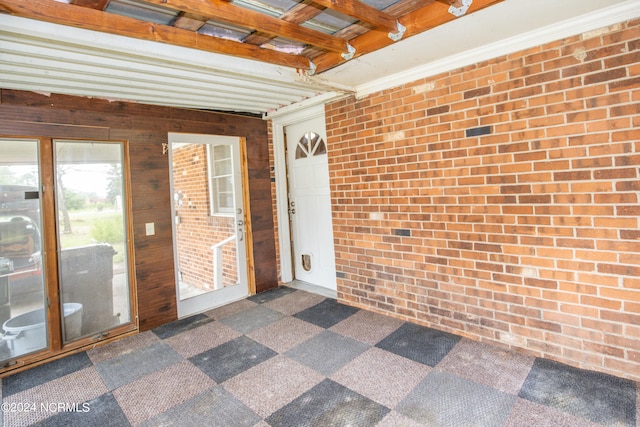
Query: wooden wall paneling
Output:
[[168, 107, 255, 123], [252, 234, 279, 292], [245, 131, 278, 293], [0, 119, 110, 140], [119, 129, 176, 330], [0, 104, 132, 128], [135, 272, 178, 330], [0, 89, 279, 333], [0, 90, 172, 118], [128, 118, 250, 140]]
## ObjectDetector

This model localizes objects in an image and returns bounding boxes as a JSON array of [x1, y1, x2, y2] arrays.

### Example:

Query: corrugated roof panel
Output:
[[198, 21, 252, 41], [231, 0, 299, 17], [301, 9, 356, 34], [105, 0, 177, 25], [262, 37, 307, 55], [361, 0, 400, 9]]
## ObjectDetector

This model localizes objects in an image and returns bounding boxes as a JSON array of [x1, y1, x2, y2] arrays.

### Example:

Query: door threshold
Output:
[[284, 280, 337, 299]]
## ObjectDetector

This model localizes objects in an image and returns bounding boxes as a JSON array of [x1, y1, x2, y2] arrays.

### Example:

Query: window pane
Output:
[[314, 139, 327, 155], [213, 145, 230, 159], [214, 159, 232, 176], [222, 193, 234, 210], [54, 140, 131, 343], [295, 145, 307, 159], [219, 175, 233, 194], [209, 144, 235, 215], [0, 138, 48, 360]]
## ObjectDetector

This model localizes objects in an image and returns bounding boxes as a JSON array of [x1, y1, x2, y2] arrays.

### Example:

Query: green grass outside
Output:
[[59, 208, 127, 264]]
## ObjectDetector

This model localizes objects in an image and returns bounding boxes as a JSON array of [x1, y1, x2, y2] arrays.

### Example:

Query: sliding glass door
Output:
[[54, 140, 132, 342], [0, 137, 135, 368], [0, 138, 48, 360]]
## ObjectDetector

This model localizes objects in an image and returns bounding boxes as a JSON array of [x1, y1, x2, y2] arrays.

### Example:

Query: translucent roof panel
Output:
[[361, 0, 401, 9], [262, 37, 307, 55], [105, 0, 178, 26], [231, 0, 300, 17], [302, 9, 357, 35], [198, 21, 253, 41]]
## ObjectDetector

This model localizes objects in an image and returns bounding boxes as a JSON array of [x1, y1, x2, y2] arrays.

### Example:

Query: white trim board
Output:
[[271, 104, 327, 284], [352, 0, 640, 98]]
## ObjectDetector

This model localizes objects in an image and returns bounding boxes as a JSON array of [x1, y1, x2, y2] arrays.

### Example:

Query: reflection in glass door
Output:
[[169, 133, 249, 318], [54, 140, 132, 342], [0, 138, 48, 361]]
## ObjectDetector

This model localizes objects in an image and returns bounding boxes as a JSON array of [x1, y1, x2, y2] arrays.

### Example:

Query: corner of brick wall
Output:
[[266, 121, 284, 284], [325, 19, 640, 381]]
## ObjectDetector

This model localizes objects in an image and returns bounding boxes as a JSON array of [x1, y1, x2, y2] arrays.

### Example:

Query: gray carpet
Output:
[[2, 286, 637, 426]]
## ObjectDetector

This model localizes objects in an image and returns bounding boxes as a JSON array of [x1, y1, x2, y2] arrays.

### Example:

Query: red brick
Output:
[[320, 19, 640, 382], [598, 263, 640, 277], [584, 68, 627, 85]]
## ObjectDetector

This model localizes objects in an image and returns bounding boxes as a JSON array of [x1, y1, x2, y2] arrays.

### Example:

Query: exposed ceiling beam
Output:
[[143, 0, 349, 54], [171, 12, 207, 32], [310, 0, 504, 74], [69, 0, 110, 10], [312, 0, 399, 32], [384, 0, 438, 17], [243, 0, 325, 47], [436, 0, 465, 7], [0, 0, 311, 70]]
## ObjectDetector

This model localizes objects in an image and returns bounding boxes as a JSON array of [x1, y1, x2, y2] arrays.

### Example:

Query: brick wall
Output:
[[173, 144, 237, 290], [325, 19, 640, 380]]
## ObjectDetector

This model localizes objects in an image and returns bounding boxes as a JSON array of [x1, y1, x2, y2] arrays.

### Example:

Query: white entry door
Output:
[[169, 133, 249, 318], [285, 116, 336, 290]]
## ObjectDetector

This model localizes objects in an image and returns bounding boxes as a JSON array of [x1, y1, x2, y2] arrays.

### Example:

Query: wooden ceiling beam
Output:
[[143, 0, 349, 54], [171, 12, 207, 32], [244, 0, 325, 46], [311, 0, 504, 74], [0, 0, 311, 70], [383, 0, 438, 17], [435, 0, 465, 7], [311, 0, 399, 32], [69, 0, 110, 10], [283, 0, 326, 23]]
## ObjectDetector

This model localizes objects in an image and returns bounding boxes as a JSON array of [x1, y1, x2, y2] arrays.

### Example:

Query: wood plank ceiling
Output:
[[0, 0, 504, 75]]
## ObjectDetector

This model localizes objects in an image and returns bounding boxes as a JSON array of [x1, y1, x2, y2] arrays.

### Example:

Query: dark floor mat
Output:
[[293, 298, 359, 329], [375, 322, 460, 366], [519, 358, 637, 427], [188, 336, 277, 383], [265, 379, 389, 427]]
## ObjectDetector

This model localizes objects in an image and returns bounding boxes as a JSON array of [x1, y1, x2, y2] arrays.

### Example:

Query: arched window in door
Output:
[[295, 132, 327, 159]]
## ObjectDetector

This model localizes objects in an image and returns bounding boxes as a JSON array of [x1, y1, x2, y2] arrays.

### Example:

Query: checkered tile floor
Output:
[[2, 287, 638, 426]]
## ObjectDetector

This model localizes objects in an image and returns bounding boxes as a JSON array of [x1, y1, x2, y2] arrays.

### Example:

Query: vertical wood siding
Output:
[[0, 90, 277, 331]]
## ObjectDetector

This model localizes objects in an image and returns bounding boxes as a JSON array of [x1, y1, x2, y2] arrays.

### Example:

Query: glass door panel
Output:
[[54, 140, 131, 342], [0, 138, 48, 360], [169, 133, 248, 318]]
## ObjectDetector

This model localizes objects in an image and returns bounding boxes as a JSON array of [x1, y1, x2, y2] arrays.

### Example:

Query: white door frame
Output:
[[168, 132, 249, 318], [272, 104, 327, 284]]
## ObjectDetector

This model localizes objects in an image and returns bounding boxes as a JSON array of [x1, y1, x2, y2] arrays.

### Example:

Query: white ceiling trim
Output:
[[263, 91, 350, 120], [317, 0, 640, 99]]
